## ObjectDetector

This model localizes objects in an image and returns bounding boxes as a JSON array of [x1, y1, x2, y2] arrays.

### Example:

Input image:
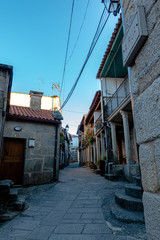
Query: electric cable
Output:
[[67, 0, 90, 64], [61, 7, 110, 109], [60, 0, 75, 98], [63, 109, 84, 114], [62, 8, 109, 107]]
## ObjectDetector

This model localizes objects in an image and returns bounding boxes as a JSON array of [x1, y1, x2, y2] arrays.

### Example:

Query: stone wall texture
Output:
[[121, 1, 160, 239], [0, 68, 12, 158], [4, 120, 58, 185]]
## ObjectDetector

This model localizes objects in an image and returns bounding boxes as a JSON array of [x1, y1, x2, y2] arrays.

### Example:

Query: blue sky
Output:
[[0, 0, 119, 134]]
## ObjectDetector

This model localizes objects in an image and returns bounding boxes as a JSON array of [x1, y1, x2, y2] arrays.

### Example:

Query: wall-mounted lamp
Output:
[[28, 139, 35, 148], [65, 124, 69, 132], [14, 126, 22, 131], [102, 0, 120, 16]]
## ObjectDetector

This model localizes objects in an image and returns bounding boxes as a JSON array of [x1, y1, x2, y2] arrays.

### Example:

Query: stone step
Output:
[[105, 174, 120, 181], [0, 211, 20, 222], [136, 176, 142, 187], [125, 184, 143, 199], [95, 169, 100, 174], [9, 189, 18, 200], [11, 198, 26, 211], [110, 204, 144, 223], [115, 191, 144, 212], [0, 180, 14, 191]]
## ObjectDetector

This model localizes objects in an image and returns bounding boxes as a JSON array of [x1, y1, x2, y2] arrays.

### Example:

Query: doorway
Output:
[[0, 138, 26, 184]]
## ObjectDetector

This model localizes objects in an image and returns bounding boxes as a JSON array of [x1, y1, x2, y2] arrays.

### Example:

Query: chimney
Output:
[[29, 91, 43, 110]]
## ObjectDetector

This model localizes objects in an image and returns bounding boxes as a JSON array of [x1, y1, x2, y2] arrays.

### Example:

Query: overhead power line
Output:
[[67, 0, 90, 64], [60, 0, 75, 98], [61, 7, 110, 109], [63, 109, 84, 114]]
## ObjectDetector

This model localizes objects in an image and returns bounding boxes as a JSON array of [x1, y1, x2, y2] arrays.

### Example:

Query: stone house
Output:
[[0, 64, 13, 157], [120, 1, 160, 239], [96, 15, 139, 181], [77, 91, 107, 172], [0, 91, 61, 185], [77, 115, 85, 166], [70, 135, 78, 162]]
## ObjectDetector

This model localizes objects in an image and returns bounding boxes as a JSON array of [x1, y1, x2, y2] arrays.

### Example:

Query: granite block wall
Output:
[[121, 1, 160, 239]]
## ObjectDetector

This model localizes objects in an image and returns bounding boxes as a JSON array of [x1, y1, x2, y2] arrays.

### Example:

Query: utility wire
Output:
[[61, 7, 110, 109], [62, 7, 109, 107], [63, 109, 84, 114], [67, 0, 90, 64], [60, 0, 75, 98]]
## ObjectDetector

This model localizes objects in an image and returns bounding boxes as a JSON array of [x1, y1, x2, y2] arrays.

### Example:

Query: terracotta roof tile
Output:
[[85, 91, 101, 124], [7, 105, 60, 124], [96, 15, 122, 79]]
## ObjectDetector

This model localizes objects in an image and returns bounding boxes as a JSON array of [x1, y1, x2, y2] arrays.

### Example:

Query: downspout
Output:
[[53, 124, 58, 181], [53, 123, 60, 181]]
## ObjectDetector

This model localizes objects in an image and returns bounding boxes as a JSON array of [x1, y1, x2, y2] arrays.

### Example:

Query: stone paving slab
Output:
[[63, 212, 82, 219], [68, 207, 99, 213], [41, 211, 66, 225], [54, 223, 84, 234], [62, 219, 93, 224], [48, 234, 114, 240], [82, 223, 112, 234], [26, 226, 56, 240], [81, 212, 103, 219]]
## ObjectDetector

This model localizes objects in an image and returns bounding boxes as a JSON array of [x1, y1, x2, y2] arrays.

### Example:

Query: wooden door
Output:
[[0, 138, 25, 184]]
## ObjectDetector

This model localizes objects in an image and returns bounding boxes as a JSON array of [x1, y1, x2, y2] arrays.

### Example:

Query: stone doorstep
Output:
[[115, 191, 144, 212]]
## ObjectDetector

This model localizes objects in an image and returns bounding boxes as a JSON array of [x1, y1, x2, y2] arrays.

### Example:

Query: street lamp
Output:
[[65, 124, 69, 132], [102, 0, 120, 16]]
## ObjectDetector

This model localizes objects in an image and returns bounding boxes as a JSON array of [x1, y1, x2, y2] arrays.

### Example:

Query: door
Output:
[[0, 138, 25, 184]]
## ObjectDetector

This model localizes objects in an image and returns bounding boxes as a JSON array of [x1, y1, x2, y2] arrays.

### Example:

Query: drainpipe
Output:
[[53, 124, 58, 181], [53, 123, 60, 181]]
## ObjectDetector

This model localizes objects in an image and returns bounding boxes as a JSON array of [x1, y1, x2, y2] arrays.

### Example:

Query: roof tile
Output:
[[7, 105, 60, 124]]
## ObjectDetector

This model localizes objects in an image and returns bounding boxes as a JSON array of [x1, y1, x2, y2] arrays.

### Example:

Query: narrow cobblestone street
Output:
[[0, 163, 146, 240]]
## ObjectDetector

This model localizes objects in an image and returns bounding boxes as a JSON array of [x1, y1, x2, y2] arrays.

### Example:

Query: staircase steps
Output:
[[11, 198, 26, 211], [105, 174, 120, 181], [95, 169, 100, 174], [0, 180, 14, 198], [9, 189, 18, 200], [0, 180, 14, 190], [115, 191, 143, 212], [125, 184, 143, 199], [136, 176, 142, 187], [0, 211, 20, 222], [110, 204, 144, 223], [0, 180, 27, 222]]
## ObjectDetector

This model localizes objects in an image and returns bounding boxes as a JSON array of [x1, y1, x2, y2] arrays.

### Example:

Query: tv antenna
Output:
[[52, 83, 61, 96], [39, 77, 44, 91]]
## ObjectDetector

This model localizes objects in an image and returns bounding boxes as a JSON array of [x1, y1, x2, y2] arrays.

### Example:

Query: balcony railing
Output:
[[95, 114, 103, 134], [106, 76, 130, 118]]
